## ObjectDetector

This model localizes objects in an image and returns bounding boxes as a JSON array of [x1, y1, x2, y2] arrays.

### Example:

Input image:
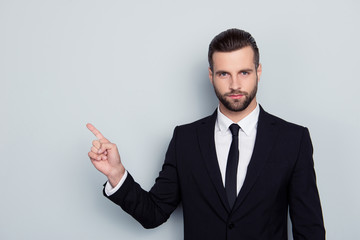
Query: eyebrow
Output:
[[214, 70, 229, 75], [240, 68, 254, 72]]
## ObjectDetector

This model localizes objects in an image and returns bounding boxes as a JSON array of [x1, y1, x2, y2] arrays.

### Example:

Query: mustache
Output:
[[224, 90, 249, 96]]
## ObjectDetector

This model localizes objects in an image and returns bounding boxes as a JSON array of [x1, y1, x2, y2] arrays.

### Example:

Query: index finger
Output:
[[86, 123, 105, 139]]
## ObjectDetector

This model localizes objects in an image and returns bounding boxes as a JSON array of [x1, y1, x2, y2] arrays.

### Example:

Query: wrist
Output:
[[107, 165, 125, 188]]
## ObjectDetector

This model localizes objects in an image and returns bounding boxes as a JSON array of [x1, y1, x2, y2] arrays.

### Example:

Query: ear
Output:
[[208, 67, 214, 85], [256, 63, 262, 82]]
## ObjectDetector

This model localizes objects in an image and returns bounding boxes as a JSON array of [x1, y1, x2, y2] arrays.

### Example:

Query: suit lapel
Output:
[[233, 106, 279, 211], [197, 111, 231, 213]]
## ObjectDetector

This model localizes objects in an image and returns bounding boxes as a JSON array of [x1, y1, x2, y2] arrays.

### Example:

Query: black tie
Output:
[[225, 123, 240, 208]]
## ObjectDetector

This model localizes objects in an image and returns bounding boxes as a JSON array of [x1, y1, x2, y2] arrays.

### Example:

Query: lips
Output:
[[228, 94, 244, 99]]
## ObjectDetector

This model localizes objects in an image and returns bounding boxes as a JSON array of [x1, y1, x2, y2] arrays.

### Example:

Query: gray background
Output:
[[1, 0, 359, 239]]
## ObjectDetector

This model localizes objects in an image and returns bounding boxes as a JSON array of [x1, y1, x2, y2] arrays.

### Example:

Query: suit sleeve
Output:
[[288, 128, 326, 239], [103, 127, 181, 229]]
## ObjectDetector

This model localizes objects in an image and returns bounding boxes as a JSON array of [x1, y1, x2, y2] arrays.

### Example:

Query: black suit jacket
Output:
[[105, 107, 325, 240]]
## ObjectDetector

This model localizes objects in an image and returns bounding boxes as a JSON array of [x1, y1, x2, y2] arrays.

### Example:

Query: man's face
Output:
[[209, 46, 262, 114]]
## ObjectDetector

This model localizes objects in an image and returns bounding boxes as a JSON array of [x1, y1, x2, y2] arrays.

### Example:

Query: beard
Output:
[[213, 81, 258, 112]]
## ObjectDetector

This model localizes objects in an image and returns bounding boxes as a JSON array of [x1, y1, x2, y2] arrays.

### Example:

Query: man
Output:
[[87, 29, 325, 239]]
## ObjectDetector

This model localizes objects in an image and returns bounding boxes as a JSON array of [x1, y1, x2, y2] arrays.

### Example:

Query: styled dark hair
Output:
[[208, 28, 260, 71]]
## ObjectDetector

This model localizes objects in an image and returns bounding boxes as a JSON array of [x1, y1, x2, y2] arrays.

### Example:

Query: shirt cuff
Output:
[[104, 170, 128, 196]]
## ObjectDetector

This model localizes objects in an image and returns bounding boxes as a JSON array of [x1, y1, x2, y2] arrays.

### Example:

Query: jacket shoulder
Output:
[[260, 108, 309, 139], [261, 107, 306, 129], [175, 112, 216, 131]]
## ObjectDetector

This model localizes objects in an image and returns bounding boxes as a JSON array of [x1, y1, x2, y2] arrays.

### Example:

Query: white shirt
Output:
[[215, 104, 259, 194], [105, 104, 260, 196]]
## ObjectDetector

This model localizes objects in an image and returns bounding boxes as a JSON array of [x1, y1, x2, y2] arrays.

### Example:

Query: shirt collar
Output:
[[216, 103, 260, 136]]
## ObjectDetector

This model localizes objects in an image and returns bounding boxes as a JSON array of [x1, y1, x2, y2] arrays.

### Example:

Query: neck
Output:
[[219, 99, 257, 123]]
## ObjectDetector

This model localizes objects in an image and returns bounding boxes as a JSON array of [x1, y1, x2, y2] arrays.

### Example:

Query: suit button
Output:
[[228, 223, 234, 229]]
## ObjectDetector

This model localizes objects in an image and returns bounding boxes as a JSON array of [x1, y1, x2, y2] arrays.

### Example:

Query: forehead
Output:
[[212, 46, 255, 70]]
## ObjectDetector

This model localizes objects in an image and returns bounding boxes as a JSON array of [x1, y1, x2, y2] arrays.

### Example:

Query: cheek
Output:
[[245, 77, 258, 88], [214, 78, 229, 89], [214, 81, 226, 93]]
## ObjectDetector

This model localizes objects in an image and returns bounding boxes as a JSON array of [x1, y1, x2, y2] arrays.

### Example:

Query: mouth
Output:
[[227, 94, 244, 99]]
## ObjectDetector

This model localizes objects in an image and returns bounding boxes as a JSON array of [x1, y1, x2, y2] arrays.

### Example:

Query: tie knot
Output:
[[229, 124, 240, 136]]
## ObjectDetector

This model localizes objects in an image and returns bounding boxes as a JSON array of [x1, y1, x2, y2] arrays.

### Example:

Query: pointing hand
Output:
[[87, 123, 125, 187]]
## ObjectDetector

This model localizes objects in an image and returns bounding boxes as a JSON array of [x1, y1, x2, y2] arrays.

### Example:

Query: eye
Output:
[[240, 71, 249, 76], [218, 72, 229, 78]]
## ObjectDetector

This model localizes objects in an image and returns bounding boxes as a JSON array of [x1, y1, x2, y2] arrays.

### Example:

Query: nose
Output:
[[230, 75, 241, 90]]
